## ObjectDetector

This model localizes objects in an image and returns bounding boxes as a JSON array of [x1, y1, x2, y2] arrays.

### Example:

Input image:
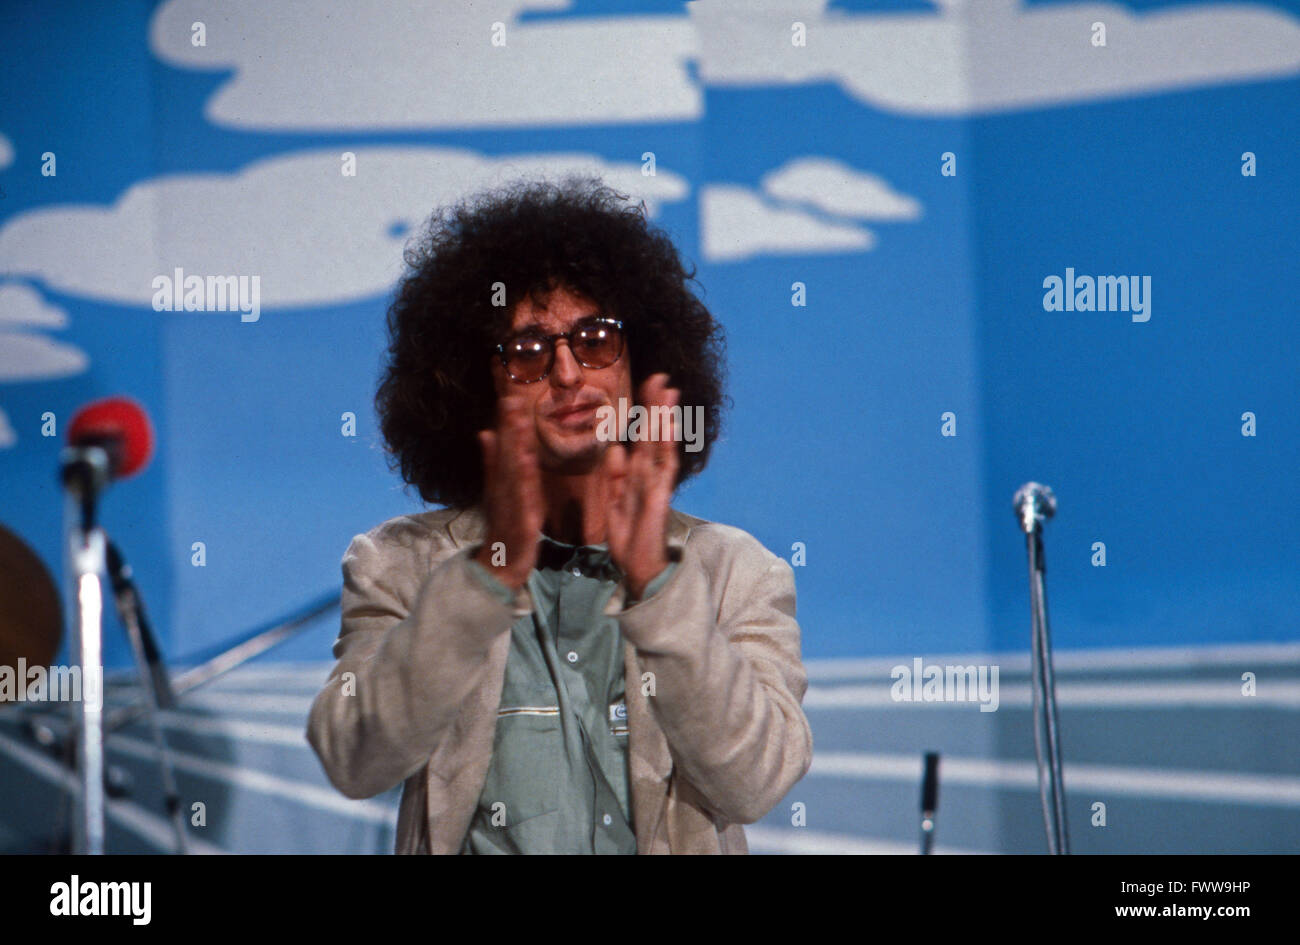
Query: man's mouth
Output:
[[548, 402, 602, 425]]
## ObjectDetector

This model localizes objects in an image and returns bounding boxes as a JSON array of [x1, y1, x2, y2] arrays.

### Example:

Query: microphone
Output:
[[60, 397, 155, 528], [56, 397, 160, 854], [1012, 481, 1056, 535], [1011, 480, 1070, 853]]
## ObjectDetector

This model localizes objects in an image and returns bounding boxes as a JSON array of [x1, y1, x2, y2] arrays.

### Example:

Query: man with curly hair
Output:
[[307, 176, 812, 854]]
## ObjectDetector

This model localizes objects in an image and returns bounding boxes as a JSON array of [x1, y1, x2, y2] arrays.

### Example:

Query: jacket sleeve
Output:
[[616, 530, 813, 824], [305, 524, 519, 799]]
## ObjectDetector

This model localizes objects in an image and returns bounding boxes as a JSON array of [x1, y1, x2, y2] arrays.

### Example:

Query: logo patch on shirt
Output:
[[608, 700, 628, 735]]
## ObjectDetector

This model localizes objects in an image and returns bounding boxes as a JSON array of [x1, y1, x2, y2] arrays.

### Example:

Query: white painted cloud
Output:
[[0, 284, 88, 393], [149, 0, 700, 130], [0, 332, 89, 382], [0, 283, 69, 328], [0, 134, 12, 171], [762, 157, 921, 221], [0, 408, 14, 448], [0, 147, 689, 308], [701, 184, 874, 262], [693, 0, 1300, 114]]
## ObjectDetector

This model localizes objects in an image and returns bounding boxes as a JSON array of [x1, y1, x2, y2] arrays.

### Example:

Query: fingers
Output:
[[496, 396, 537, 483], [477, 394, 543, 585], [603, 443, 632, 553], [497, 394, 535, 463], [632, 373, 681, 481], [604, 441, 630, 513], [581, 452, 610, 545], [655, 386, 680, 476]]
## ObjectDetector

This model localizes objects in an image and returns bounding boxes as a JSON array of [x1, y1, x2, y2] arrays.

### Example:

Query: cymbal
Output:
[[0, 522, 62, 694]]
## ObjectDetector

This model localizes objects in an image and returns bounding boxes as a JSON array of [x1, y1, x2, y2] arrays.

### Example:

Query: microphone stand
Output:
[[1013, 482, 1069, 855], [919, 751, 940, 854], [58, 444, 190, 854], [60, 445, 110, 855], [18, 590, 338, 852], [106, 541, 188, 854]]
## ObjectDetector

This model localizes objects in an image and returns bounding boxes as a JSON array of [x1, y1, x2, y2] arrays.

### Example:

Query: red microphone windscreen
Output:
[[67, 396, 155, 479]]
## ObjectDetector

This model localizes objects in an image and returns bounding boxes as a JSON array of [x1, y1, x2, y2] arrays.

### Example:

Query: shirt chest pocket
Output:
[[482, 706, 563, 828]]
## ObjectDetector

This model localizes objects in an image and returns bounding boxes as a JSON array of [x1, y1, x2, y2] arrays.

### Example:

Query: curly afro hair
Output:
[[376, 175, 727, 509]]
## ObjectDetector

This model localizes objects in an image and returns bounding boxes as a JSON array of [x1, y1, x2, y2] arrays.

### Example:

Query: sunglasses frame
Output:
[[494, 316, 625, 383]]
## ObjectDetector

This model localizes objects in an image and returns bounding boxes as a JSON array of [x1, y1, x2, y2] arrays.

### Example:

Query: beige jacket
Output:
[[306, 505, 812, 854]]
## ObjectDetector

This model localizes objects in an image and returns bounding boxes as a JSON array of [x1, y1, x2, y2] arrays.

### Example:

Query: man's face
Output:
[[490, 285, 633, 474]]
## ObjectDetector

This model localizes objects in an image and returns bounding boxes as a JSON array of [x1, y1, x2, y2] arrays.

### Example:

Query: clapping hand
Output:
[[601, 374, 680, 599]]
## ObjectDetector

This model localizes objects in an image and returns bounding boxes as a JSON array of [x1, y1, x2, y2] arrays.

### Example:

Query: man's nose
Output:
[[550, 339, 583, 387]]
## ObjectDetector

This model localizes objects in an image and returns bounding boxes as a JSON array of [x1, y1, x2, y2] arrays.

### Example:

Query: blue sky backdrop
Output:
[[1, 0, 1296, 668]]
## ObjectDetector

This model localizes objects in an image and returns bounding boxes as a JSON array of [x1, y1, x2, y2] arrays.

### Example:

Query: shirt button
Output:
[[566, 651, 579, 664], [602, 814, 613, 826]]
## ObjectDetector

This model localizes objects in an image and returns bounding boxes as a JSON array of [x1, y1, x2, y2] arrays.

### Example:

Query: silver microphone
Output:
[[1012, 481, 1056, 535]]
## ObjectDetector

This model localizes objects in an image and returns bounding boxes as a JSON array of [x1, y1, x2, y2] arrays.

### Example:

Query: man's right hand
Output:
[[472, 394, 544, 590]]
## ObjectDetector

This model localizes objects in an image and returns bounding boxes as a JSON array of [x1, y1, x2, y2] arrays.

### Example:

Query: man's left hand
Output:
[[602, 373, 680, 600]]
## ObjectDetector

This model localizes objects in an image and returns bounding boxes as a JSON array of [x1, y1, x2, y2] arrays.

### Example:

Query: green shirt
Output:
[[460, 535, 676, 854]]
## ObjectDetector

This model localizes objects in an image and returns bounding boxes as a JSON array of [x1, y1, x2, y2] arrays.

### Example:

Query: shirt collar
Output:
[[446, 505, 694, 554], [536, 533, 619, 579]]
